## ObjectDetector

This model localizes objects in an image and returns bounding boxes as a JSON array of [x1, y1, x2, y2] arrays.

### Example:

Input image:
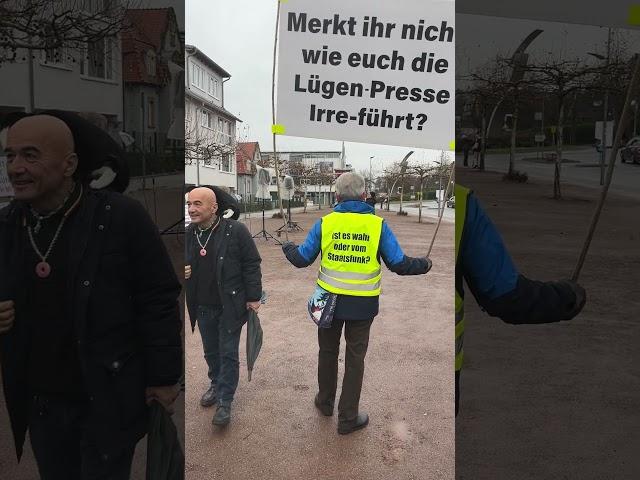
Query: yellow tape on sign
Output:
[[629, 6, 640, 25], [449, 140, 456, 151], [272, 124, 286, 135]]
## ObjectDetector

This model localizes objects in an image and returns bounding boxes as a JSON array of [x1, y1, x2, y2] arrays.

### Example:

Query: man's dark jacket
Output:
[[185, 218, 262, 333], [0, 189, 182, 460]]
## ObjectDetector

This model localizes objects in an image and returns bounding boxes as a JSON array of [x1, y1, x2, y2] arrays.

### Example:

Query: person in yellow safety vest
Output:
[[455, 184, 586, 415], [282, 172, 432, 435]]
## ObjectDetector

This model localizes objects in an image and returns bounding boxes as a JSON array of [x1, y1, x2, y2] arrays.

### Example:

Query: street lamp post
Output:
[[588, 27, 612, 186], [369, 156, 374, 193]]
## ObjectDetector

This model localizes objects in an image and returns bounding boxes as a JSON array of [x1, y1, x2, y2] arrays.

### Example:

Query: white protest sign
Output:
[[0, 156, 14, 197], [276, 0, 455, 150]]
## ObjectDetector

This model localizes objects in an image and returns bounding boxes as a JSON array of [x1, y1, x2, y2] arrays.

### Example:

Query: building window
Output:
[[207, 76, 219, 97], [191, 62, 206, 90], [216, 118, 232, 145], [201, 110, 214, 129], [220, 153, 233, 173], [42, 25, 68, 66], [148, 98, 156, 128], [146, 50, 156, 77], [81, 37, 114, 80]]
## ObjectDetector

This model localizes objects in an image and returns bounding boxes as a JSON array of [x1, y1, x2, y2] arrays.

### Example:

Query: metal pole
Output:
[[600, 27, 612, 186], [27, 47, 35, 113], [271, 0, 287, 239]]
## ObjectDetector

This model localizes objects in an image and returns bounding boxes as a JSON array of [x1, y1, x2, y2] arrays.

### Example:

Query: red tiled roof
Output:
[[122, 8, 176, 85], [236, 142, 259, 176]]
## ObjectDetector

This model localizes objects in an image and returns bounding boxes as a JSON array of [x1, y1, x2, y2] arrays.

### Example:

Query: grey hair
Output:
[[335, 172, 365, 201]]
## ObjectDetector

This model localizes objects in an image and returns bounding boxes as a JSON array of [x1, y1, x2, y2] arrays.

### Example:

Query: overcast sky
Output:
[[185, 0, 445, 175], [456, 13, 640, 83]]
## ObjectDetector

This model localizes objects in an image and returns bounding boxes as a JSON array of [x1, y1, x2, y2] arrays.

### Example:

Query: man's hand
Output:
[[246, 301, 261, 312], [145, 384, 180, 414], [0, 300, 15, 334], [185, 265, 191, 280], [422, 257, 433, 273], [561, 280, 586, 319], [281, 241, 297, 255]]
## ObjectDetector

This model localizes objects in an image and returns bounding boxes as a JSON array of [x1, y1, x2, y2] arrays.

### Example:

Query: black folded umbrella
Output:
[[246, 309, 263, 382], [146, 401, 184, 480]]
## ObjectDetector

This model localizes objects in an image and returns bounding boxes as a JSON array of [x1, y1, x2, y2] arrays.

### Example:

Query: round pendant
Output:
[[36, 261, 51, 278], [200, 248, 207, 257]]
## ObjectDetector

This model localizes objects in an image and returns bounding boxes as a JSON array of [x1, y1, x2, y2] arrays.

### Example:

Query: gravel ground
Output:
[[455, 167, 640, 479]]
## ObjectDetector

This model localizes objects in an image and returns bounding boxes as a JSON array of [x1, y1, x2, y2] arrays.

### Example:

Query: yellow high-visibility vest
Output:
[[455, 185, 470, 372], [317, 211, 383, 297]]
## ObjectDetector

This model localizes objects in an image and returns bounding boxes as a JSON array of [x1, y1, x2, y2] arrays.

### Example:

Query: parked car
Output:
[[620, 136, 640, 164], [446, 196, 455, 208]]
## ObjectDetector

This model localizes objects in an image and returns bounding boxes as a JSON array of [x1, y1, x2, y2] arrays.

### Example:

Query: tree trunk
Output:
[[569, 90, 578, 145], [480, 108, 487, 171], [418, 180, 423, 223], [303, 184, 307, 213], [553, 101, 565, 199]]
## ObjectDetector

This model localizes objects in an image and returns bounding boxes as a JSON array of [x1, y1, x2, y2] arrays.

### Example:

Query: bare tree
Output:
[[409, 162, 437, 223], [526, 57, 603, 198], [379, 162, 404, 211], [464, 54, 537, 175], [0, 0, 138, 64], [287, 160, 316, 213]]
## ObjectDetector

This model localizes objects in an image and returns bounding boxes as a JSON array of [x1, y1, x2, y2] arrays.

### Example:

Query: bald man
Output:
[[0, 114, 182, 479], [185, 186, 262, 427]]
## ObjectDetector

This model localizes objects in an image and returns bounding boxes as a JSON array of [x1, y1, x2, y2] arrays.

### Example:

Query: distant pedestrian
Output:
[[461, 132, 471, 167], [471, 133, 481, 169], [365, 191, 377, 210]]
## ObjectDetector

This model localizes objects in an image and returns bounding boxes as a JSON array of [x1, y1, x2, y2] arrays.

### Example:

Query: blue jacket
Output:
[[459, 192, 584, 325], [283, 200, 430, 320], [460, 194, 519, 301]]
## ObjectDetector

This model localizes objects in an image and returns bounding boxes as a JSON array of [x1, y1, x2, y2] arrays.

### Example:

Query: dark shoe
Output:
[[212, 405, 231, 426], [200, 385, 217, 407], [338, 413, 369, 435], [314, 394, 333, 416]]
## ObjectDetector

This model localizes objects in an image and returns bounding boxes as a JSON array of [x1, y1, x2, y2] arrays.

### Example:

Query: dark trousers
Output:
[[316, 317, 373, 423], [28, 395, 135, 480], [197, 305, 241, 406]]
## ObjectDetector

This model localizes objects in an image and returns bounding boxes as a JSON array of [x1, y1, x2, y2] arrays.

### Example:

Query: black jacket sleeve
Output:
[[282, 241, 316, 268], [237, 222, 262, 302], [472, 274, 586, 325], [125, 197, 182, 386], [383, 254, 432, 275]]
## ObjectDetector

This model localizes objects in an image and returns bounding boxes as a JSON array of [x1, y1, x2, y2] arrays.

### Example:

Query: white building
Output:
[[0, 17, 123, 131], [184, 44, 240, 192]]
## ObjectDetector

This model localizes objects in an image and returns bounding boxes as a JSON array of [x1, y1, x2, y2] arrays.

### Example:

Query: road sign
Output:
[[534, 112, 543, 121], [535, 134, 546, 142], [550, 126, 556, 134]]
